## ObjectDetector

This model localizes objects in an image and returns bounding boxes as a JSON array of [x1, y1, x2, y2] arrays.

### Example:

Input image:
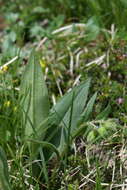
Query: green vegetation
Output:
[[0, 0, 127, 189]]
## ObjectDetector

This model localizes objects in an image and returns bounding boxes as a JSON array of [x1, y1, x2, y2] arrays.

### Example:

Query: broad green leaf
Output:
[[57, 79, 91, 153], [38, 78, 91, 137], [0, 147, 11, 190], [44, 79, 91, 155], [96, 104, 111, 120], [62, 78, 91, 132], [20, 51, 50, 138], [31, 79, 91, 159], [50, 78, 91, 123]]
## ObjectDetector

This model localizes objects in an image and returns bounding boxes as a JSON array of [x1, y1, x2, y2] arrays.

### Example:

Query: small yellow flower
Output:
[[2, 66, 8, 72], [4, 101, 11, 107], [0, 65, 8, 74], [40, 59, 46, 69]]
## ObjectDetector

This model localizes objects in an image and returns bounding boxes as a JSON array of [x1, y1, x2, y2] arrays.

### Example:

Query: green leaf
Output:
[[97, 126, 108, 138], [28, 139, 60, 161], [0, 147, 11, 190], [87, 130, 97, 142], [62, 78, 91, 132], [77, 92, 97, 125], [44, 79, 91, 155], [38, 78, 91, 136], [31, 79, 91, 159], [72, 122, 91, 139], [20, 51, 50, 138]]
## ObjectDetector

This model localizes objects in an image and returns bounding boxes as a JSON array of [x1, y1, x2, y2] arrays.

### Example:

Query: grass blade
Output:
[[0, 147, 11, 190], [28, 139, 60, 161]]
